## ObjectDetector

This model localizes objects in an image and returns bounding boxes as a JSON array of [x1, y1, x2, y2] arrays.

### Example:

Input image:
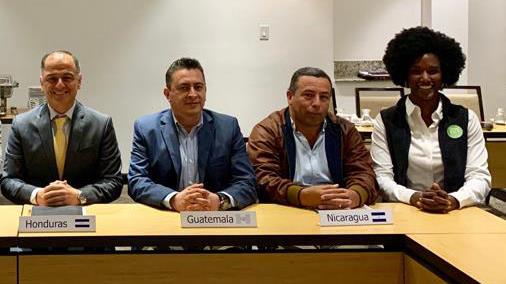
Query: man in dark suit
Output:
[[1, 50, 122, 205], [128, 57, 257, 211]]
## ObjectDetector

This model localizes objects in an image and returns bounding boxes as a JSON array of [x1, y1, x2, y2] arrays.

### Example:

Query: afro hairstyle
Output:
[[383, 26, 466, 87]]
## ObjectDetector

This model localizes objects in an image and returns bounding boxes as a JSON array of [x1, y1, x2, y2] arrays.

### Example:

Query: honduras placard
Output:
[[180, 211, 257, 228], [18, 215, 96, 232], [319, 209, 393, 226]]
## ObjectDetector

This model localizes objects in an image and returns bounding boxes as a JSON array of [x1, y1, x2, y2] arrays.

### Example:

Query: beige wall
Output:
[[0, 0, 504, 168], [0, 0, 334, 168], [431, 0, 469, 84], [333, 0, 420, 111], [468, 0, 506, 120], [334, 0, 421, 61]]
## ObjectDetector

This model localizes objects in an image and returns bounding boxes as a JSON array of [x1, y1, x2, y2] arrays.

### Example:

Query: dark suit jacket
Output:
[[1, 102, 123, 204], [128, 109, 257, 209]]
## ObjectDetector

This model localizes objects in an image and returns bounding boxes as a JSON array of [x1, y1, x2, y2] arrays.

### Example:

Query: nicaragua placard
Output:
[[319, 209, 392, 226]]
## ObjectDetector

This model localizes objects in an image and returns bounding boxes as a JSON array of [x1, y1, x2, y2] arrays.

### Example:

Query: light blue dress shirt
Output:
[[292, 120, 333, 186], [162, 113, 235, 209]]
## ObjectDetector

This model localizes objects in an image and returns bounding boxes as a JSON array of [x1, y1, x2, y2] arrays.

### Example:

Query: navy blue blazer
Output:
[[128, 109, 257, 209]]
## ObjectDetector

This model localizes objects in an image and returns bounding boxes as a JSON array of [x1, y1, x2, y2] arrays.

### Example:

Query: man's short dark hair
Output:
[[383, 26, 466, 87], [288, 67, 332, 92], [41, 50, 80, 73], [165, 57, 205, 87]]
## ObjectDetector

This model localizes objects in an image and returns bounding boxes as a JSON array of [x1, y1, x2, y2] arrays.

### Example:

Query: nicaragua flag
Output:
[[371, 212, 387, 223]]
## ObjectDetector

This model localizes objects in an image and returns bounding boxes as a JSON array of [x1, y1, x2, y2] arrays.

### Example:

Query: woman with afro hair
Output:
[[370, 26, 491, 213]]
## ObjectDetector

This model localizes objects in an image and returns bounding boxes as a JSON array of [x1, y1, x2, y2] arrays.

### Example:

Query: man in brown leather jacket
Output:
[[247, 67, 377, 209]]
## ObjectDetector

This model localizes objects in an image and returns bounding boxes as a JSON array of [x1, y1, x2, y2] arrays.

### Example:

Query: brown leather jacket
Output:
[[247, 108, 377, 207]]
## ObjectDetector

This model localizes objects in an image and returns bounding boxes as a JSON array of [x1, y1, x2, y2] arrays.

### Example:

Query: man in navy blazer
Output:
[[1, 50, 123, 205], [128, 58, 257, 211]]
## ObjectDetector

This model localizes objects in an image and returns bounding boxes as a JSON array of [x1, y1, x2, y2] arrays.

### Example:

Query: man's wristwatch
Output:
[[217, 193, 232, 211], [77, 190, 87, 205]]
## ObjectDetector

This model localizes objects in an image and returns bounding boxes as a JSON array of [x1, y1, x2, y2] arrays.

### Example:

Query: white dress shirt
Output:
[[371, 97, 491, 208]]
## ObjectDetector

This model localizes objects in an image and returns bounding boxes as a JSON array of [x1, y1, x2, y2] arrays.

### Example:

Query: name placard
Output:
[[18, 215, 96, 232], [180, 211, 257, 228], [319, 209, 392, 226]]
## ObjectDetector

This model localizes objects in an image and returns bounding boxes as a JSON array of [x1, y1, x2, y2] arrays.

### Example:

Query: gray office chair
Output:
[[441, 85, 484, 121], [355, 87, 405, 118]]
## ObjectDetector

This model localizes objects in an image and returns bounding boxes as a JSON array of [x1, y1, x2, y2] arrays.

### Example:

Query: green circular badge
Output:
[[447, 125, 463, 139]]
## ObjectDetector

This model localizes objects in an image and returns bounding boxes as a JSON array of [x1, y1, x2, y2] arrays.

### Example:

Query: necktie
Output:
[[53, 116, 67, 179]]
